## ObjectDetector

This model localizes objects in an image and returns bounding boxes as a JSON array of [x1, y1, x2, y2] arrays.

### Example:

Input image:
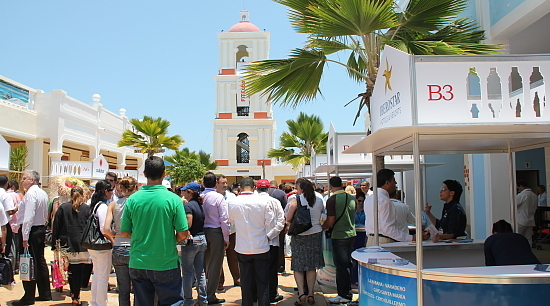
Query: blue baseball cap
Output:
[[180, 182, 202, 192]]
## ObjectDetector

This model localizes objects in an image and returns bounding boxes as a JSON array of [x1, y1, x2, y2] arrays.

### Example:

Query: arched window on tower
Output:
[[237, 133, 250, 163], [236, 45, 251, 117], [236, 45, 249, 70]]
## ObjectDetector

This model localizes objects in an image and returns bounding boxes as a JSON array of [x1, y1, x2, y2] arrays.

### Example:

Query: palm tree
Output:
[[268, 112, 328, 169], [118, 116, 183, 157], [198, 150, 218, 171], [9, 144, 29, 181], [165, 148, 217, 185], [244, 0, 501, 127]]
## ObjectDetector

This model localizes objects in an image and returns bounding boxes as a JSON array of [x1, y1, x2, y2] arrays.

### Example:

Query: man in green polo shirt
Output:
[[121, 156, 189, 306], [322, 176, 356, 303]]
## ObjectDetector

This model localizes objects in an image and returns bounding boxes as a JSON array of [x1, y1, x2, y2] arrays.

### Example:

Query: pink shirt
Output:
[[201, 188, 230, 241], [7, 190, 22, 233]]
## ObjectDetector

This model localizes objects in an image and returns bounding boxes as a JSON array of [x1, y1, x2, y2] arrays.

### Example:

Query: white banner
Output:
[[92, 155, 109, 179], [370, 46, 413, 132], [50, 161, 92, 178]]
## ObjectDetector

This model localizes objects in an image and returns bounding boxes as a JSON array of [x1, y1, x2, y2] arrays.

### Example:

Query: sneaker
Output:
[[328, 296, 351, 304]]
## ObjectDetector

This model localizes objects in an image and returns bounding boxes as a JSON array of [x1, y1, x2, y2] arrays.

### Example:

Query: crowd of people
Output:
[[0, 163, 545, 306]]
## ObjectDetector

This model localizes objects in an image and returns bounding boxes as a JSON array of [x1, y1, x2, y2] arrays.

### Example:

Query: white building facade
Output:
[[0, 75, 144, 185]]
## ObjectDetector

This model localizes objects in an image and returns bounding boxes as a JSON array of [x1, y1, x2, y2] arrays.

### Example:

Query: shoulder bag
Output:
[[80, 202, 112, 250], [287, 195, 313, 236], [325, 194, 350, 239]]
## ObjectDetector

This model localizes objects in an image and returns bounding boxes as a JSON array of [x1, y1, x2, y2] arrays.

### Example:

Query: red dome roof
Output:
[[228, 21, 261, 33]]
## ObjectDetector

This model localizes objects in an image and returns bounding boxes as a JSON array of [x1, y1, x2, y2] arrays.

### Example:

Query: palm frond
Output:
[[400, 0, 468, 33], [243, 48, 327, 107]]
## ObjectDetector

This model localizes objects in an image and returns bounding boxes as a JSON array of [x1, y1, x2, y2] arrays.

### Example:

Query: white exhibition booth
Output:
[[0, 135, 9, 171], [345, 47, 550, 305], [50, 154, 146, 184]]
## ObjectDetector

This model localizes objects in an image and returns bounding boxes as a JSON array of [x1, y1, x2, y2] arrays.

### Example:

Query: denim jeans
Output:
[[331, 237, 355, 300], [129, 266, 183, 306], [113, 246, 131, 306], [180, 234, 208, 306]]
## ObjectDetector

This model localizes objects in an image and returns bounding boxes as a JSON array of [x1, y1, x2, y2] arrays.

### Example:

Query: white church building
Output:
[[211, 11, 295, 185]]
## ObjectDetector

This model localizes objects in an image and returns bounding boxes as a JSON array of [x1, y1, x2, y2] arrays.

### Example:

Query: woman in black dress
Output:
[[52, 187, 91, 306]]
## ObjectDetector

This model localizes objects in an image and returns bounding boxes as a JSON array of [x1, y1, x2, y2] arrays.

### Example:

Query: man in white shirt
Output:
[[257, 179, 285, 303], [227, 178, 279, 306], [365, 169, 426, 246], [516, 180, 538, 243], [13, 171, 52, 305], [0, 175, 16, 259], [390, 190, 415, 235], [105, 172, 120, 203], [360, 180, 373, 196]]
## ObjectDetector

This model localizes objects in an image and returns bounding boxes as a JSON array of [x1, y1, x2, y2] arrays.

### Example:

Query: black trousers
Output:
[[68, 263, 91, 299], [277, 232, 285, 271], [22, 225, 51, 301], [5, 223, 13, 259], [238, 251, 270, 306], [268, 245, 279, 299]]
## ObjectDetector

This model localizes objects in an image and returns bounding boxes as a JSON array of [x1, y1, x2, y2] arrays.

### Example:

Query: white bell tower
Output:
[[212, 11, 294, 182]]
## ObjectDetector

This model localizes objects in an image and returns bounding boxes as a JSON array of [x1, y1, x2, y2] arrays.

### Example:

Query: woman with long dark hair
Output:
[[88, 180, 113, 306], [179, 182, 208, 306], [103, 176, 137, 306], [285, 178, 325, 305], [52, 187, 92, 306]]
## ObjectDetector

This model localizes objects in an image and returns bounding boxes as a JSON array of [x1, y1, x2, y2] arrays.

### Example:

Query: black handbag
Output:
[[80, 202, 112, 250], [0, 255, 14, 286], [288, 196, 313, 236], [325, 194, 350, 239]]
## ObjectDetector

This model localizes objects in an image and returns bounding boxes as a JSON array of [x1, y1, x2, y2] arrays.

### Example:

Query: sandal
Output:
[[71, 294, 81, 306], [307, 296, 315, 305], [294, 294, 307, 305]]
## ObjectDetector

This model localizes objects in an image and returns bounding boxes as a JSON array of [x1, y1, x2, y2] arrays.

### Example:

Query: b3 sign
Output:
[[427, 85, 454, 101], [416, 62, 477, 124]]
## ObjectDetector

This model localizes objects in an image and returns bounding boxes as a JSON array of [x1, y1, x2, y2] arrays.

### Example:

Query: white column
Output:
[[222, 41, 229, 68], [258, 129, 265, 159], [222, 129, 228, 159], [117, 153, 126, 170], [27, 138, 45, 176]]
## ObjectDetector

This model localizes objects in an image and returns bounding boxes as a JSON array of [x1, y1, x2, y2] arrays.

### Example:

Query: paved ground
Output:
[[3, 245, 549, 306], [0, 249, 331, 306]]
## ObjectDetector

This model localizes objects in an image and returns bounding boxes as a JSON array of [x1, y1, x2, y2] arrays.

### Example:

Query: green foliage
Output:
[[9, 144, 29, 181], [165, 148, 217, 185], [244, 0, 502, 126], [267, 112, 328, 169], [167, 158, 206, 186], [118, 116, 183, 157]]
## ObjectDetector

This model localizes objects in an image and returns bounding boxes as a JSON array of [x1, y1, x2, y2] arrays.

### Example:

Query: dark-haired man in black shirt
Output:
[[484, 220, 540, 266], [425, 179, 467, 242]]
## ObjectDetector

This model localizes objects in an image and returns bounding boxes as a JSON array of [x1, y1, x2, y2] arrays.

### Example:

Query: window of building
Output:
[[237, 133, 250, 163], [237, 106, 250, 116]]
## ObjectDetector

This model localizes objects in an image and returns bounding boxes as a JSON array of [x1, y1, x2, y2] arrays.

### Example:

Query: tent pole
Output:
[[413, 132, 423, 306]]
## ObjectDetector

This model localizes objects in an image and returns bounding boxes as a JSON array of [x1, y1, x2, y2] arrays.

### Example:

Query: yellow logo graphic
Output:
[[382, 58, 392, 93]]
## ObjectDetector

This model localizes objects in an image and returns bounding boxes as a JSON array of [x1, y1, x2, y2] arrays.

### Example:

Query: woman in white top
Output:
[[285, 178, 325, 305], [103, 177, 137, 306], [88, 180, 114, 306]]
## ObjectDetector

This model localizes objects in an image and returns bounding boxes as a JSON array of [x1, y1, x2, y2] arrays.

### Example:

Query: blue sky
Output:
[[2, 1, 365, 155]]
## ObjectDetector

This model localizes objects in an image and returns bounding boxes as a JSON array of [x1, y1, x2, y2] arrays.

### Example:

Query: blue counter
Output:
[[353, 247, 550, 306]]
